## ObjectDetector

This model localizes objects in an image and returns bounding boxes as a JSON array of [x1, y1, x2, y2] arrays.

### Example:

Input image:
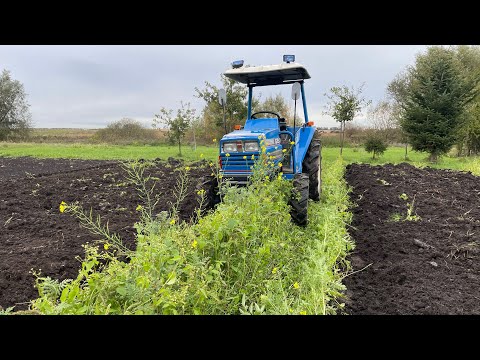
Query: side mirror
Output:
[[291, 82, 301, 101], [218, 88, 227, 106]]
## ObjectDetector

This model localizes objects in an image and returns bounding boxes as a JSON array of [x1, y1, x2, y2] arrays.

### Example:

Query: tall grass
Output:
[[30, 157, 353, 314]]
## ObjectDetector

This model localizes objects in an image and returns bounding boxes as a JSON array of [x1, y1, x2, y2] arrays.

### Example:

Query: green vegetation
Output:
[[364, 134, 388, 159], [0, 142, 218, 161], [0, 69, 32, 141], [3, 142, 480, 174], [389, 45, 480, 162], [153, 102, 197, 156], [31, 156, 353, 314], [93, 118, 158, 145], [324, 84, 371, 155]]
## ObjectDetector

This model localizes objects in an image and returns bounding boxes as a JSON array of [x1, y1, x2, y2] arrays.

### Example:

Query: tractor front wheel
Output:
[[289, 173, 309, 226], [303, 139, 321, 201]]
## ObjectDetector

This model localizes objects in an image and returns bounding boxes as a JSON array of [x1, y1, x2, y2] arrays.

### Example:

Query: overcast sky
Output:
[[0, 45, 428, 129]]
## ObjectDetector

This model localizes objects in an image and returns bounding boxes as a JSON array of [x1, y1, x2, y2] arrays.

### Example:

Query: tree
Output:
[[324, 84, 371, 155], [0, 69, 32, 141], [452, 45, 480, 155], [367, 100, 402, 143], [364, 132, 388, 159], [254, 93, 295, 121], [195, 75, 259, 141], [153, 102, 196, 156], [401, 47, 478, 162]]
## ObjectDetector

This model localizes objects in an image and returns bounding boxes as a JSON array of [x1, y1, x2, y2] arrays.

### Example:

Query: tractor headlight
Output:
[[244, 141, 259, 152], [222, 142, 237, 153]]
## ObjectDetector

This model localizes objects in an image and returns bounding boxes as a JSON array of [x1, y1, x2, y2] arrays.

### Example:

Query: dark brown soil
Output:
[[344, 163, 480, 315], [0, 156, 210, 311]]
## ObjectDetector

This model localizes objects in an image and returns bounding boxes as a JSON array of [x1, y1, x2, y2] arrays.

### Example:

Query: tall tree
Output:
[[324, 83, 371, 155], [153, 102, 196, 156], [401, 46, 478, 162], [452, 45, 480, 155], [0, 69, 32, 141]]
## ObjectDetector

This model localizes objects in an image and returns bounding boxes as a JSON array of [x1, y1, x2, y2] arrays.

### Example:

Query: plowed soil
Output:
[[0, 157, 210, 311], [344, 163, 480, 315]]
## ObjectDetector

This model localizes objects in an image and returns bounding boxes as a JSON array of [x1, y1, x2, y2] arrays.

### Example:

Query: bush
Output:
[[364, 133, 388, 159], [92, 118, 160, 145]]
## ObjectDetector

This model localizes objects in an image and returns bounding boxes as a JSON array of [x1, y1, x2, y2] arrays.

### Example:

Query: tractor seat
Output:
[[279, 118, 287, 131]]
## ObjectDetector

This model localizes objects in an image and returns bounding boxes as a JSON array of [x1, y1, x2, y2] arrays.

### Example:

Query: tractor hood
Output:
[[221, 118, 280, 143], [221, 128, 277, 141]]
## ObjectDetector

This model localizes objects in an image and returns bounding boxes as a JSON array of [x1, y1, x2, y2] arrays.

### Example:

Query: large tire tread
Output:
[[303, 140, 322, 201], [289, 173, 309, 226]]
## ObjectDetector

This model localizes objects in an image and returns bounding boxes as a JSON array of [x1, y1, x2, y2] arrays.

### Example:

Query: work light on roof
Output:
[[231, 60, 244, 69], [283, 55, 295, 63]]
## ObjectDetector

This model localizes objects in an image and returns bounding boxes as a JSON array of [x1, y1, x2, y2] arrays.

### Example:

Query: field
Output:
[[0, 157, 210, 310], [1, 142, 479, 314], [344, 163, 480, 314]]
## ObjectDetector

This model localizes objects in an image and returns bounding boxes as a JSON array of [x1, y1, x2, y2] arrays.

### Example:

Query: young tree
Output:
[[153, 102, 196, 156], [324, 84, 371, 155], [364, 132, 388, 159], [401, 47, 478, 162], [0, 69, 32, 141]]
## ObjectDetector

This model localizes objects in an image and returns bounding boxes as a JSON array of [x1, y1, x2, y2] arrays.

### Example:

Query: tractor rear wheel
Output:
[[196, 175, 220, 214], [289, 173, 309, 226], [303, 139, 321, 201]]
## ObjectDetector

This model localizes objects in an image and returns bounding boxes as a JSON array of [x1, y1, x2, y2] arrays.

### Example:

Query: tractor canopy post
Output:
[[300, 82, 309, 124], [247, 85, 253, 120]]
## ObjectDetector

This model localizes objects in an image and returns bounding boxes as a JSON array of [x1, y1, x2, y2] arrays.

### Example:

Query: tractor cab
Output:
[[200, 55, 321, 226], [218, 55, 316, 185]]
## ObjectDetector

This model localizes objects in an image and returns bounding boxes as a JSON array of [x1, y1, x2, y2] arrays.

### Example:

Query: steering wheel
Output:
[[250, 111, 282, 120]]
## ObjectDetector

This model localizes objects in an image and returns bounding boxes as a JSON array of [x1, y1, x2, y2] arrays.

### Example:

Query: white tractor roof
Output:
[[223, 62, 310, 86]]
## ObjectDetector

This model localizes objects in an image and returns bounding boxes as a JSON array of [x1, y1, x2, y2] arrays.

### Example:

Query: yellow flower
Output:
[[282, 149, 287, 153], [225, 153, 230, 157], [265, 175, 270, 181], [258, 135, 262, 139], [200, 153, 204, 158], [272, 267, 278, 274], [293, 282, 300, 289], [243, 155, 247, 160], [219, 175, 223, 179], [59, 201, 67, 213], [104, 243, 111, 250], [209, 162, 214, 167], [251, 155, 255, 160], [212, 138, 217, 142], [278, 162, 283, 168], [185, 166, 191, 171], [191, 239, 198, 248], [136, 204, 143, 211], [299, 311, 307, 315], [290, 141, 295, 145], [170, 219, 176, 225], [197, 189, 205, 196], [269, 156, 274, 160]]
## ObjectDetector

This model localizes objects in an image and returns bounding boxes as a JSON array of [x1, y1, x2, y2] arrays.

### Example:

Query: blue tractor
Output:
[[200, 55, 321, 226]]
